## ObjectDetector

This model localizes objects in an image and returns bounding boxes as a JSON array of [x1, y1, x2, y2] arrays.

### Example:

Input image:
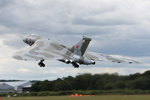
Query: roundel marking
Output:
[[29, 52, 38, 55], [101, 54, 109, 57], [28, 38, 32, 45]]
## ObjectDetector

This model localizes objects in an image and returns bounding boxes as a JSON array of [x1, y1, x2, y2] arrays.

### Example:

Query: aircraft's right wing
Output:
[[84, 51, 140, 64]]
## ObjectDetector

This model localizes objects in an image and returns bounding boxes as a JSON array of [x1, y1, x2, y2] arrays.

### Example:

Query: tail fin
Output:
[[70, 36, 91, 56]]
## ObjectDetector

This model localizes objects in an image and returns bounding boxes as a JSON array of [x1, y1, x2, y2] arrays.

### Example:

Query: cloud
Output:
[[72, 17, 137, 26], [17, 68, 29, 73]]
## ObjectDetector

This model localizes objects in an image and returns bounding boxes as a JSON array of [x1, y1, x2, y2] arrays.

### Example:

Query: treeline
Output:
[[30, 70, 150, 92], [0, 80, 24, 82]]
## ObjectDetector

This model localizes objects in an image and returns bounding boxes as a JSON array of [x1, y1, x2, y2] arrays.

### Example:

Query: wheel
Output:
[[38, 62, 41, 65], [42, 63, 45, 67], [38, 62, 42, 67], [38, 60, 45, 67], [73, 63, 79, 68]]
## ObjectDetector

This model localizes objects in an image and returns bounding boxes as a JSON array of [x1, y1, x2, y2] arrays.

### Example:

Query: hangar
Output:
[[0, 81, 32, 93], [0, 82, 14, 93]]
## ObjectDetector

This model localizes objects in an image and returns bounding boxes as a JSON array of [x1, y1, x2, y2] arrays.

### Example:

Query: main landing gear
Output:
[[72, 61, 79, 68], [38, 60, 45, 67]]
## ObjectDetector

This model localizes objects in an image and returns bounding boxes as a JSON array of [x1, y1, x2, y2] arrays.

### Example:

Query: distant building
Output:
[[0, 81, 32, 93], [0, 83, 14, 93]]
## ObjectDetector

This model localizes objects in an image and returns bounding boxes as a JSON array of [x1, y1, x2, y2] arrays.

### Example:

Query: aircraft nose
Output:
[[12, 54, 22, 60]]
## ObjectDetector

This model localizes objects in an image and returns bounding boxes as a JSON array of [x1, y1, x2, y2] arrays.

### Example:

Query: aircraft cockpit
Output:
[[30, 33, 38, 37], [23, 34, 41, 46]]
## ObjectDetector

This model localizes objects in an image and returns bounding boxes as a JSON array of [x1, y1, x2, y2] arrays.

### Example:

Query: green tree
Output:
[[30, 81, 41, 92]]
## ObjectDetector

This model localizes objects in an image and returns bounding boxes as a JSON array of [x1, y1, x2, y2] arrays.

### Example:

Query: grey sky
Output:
[[0, 0, 150, 80]]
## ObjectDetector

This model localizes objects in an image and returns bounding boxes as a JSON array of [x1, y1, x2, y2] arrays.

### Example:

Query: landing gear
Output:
[[38, 60, 45, 67], [72, 61, 79, 68]]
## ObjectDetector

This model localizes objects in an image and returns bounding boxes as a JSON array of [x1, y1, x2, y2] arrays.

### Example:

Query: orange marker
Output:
[[79, 94, 83, 96], [75, 93, 78, 97], [71, 94, 74, 97]]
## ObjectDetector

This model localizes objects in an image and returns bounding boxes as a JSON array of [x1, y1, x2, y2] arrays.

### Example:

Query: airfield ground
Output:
[[1, 95, 150, 100]]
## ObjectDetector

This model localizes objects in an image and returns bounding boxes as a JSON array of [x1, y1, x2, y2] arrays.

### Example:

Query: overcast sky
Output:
[[0, 0, 150, 80]]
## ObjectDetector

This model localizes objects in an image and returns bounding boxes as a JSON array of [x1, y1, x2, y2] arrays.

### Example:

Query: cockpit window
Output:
[[30, 34, 38, 37]]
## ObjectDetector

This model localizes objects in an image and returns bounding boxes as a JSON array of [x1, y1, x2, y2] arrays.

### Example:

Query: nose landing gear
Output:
[[38, 60, 45, 67]]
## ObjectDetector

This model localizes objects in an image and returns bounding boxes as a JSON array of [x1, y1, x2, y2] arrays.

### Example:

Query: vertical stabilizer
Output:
[[70, 36, 91, 56]]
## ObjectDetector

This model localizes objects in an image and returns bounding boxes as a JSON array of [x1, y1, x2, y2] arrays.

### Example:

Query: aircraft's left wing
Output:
[[13, 39, 67, 61], [85, 51, 140, 64]]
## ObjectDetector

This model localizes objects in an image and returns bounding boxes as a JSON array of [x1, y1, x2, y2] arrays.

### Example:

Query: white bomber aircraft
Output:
[[13, 34, 140, 68]]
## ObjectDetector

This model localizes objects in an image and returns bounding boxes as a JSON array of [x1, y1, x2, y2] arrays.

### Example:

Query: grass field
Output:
[[1, 95, 150, 100]]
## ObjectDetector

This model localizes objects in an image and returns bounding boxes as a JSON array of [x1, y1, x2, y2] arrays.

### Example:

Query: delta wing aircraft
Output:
[[13, 34, 140, 68]]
